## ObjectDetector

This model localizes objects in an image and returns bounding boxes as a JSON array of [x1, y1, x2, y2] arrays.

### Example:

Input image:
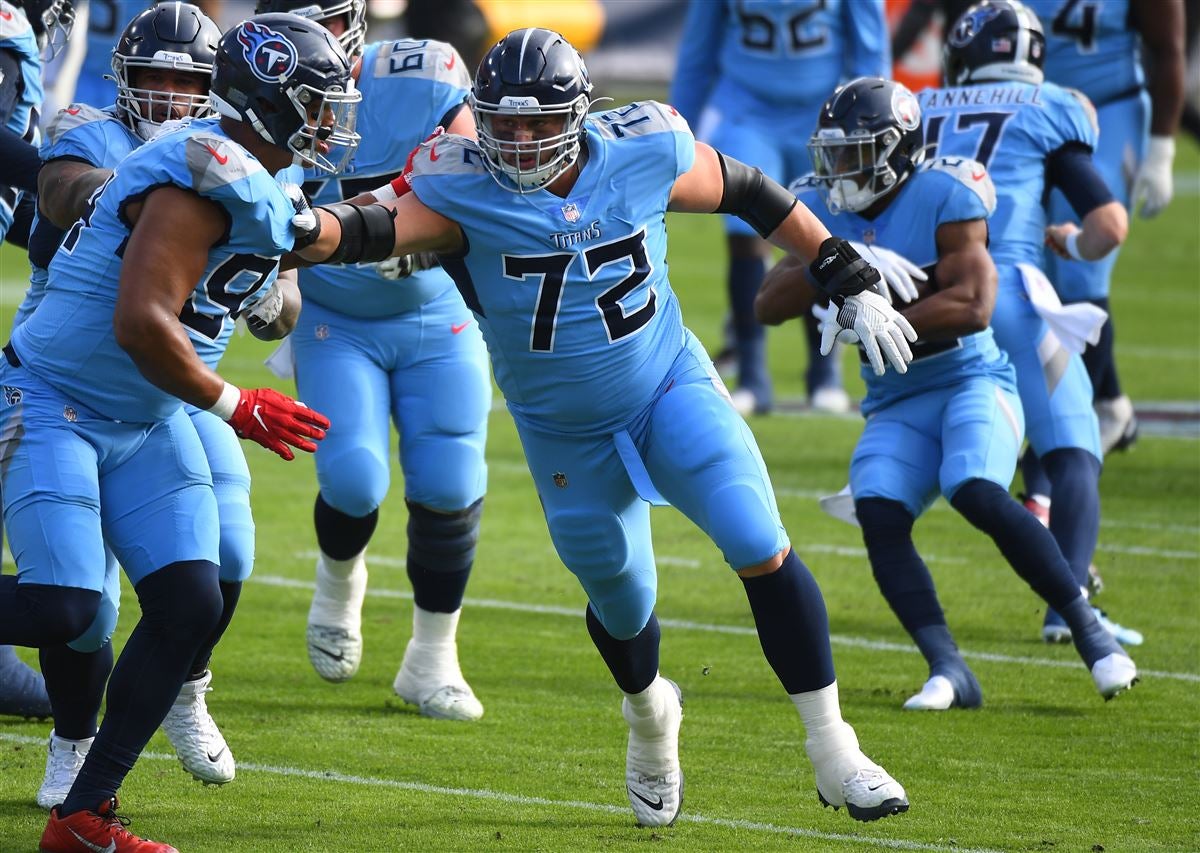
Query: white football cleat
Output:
[[307, 551, 368, 682], [161, 670, 235, 785], [902, 675, 956, 711], [36, 731, 92, 809], [1091, 652, 1138, 700], [806, 722, 909, 821], [393, 639, 483, 721], [623, 676, 684, 827]]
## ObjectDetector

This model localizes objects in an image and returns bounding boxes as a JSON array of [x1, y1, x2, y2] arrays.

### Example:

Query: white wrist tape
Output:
[[207, 382, 241, 421], [1064, 231, 1085, 261], [371, 181, 400, 202]]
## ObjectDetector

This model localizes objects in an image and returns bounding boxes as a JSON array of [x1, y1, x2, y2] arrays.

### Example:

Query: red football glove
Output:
[[226, 387, 330, 461], [388, 126, 445, 198]]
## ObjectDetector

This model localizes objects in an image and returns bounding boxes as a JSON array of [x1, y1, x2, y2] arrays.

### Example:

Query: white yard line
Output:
[[0, 733, 1001, 853], [261, 572, 1200, 684]]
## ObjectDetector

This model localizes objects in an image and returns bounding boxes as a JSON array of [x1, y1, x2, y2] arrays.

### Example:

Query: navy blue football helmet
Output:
[[807, 77, 926, 214], [112, 2, 221, 140], [253, 0, 368, 59], [19, 0, 74, 59], [944, 0, 1045, 87], [470, 28, 593, 193], [210, 12, 360, 173]]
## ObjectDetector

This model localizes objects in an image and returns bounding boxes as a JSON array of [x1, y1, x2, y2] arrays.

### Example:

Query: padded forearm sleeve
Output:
[[319, 202, 398, 265], [714, 150, 797, 238]]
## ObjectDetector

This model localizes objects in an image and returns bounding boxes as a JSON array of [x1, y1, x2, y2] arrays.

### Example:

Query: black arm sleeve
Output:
[[713, 150, 797, 238], [0, 48, 21, 125], [1046, 142, 1115, 219], [0, 126, 42, 193], [27, 214, 67, 270], [4, 193, 35, 248]]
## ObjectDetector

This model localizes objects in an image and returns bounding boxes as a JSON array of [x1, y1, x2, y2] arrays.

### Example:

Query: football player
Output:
[[256, 0, 492, 722], [2, 13, 353, 852], [21, 3, 266, 808], [1025, 0, 1186, 454], [669, 0, 890, 415], [756, 76, 1137, 710], [923, 0, 1141, 646], [293, 26, 915, 828]]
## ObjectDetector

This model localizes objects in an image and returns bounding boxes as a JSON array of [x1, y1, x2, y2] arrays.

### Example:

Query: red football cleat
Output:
[[39, 797, 178, 853]]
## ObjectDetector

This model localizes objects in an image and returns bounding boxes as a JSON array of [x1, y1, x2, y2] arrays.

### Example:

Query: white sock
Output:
[[411, 605, 461, 648], [51, 730, 94, 749], [402, 606, 465, 684], [309, 550, 368, 628], [622, 675, 678, 766], [791, 681, 860, 757]]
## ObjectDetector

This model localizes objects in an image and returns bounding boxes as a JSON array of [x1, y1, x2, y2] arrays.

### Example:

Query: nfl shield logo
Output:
[[561, 203, 580, 223], [553, 472, 568, 488], [315, 324, 330, 341], [862, 228, 875, 245]]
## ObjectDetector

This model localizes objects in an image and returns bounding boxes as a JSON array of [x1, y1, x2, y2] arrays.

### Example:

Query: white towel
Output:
[[264, 335, 296, 380], [1016, 262, 1108, 355]]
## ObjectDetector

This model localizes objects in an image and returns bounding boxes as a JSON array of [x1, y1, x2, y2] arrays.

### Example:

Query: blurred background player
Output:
[[23, 3, 266, 809], [758, 76, 1137, 710], [669, 0, 890, 415], [256, 0, 492, 722], [0, 0, 76, 725], [6, 12, 351, 851], [1019, 0, 1185, 517], [293, 26, 916, 828], [925, 0, 1141, 645]]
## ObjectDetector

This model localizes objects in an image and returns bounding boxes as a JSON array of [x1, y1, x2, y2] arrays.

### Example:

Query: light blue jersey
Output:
[[920, 81, 1097, 269], [0, 2, 44, 240], [13, 116, 294, 422], [670, 0, 889, 124], [410, 101, 696, 435], [15, 103, 140, 328], [1026, 0, 1142, 107], [792, 157, 1012, 415], [72, 0, 149, 107], [295, 38, 470, 317]]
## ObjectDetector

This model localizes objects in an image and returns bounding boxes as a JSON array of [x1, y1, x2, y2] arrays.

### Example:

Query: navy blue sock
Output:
[[728, 254, 771, 402], [0, 578, 100, 647], [1020, 446, 1052, 501], [912, 625, 982, 707], [740, 549, 835, 694], [586, 607, 660, 694], [314, 494, 379, 561], [949, 479, 1082, 610], [406, 499, 482, 613], [188, 580, 242, 680], [1080, 298, 1120, 400], [39, 642, 113, 741], [61, 561, 222, 817], [1058, 595, 1122, 668], [1043, 448, 1102, 589]]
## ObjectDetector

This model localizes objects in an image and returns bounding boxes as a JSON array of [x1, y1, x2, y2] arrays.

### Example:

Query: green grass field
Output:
[[0, 142, 1196, 852]]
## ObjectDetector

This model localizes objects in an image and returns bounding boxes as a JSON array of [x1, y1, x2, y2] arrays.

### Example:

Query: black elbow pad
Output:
[[319, 202, 398, 265], [714, 150, 797, 238]]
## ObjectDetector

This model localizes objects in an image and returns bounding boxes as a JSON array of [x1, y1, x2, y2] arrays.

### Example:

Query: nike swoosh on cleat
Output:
[[311, 644, 345, 662], [68, 828, 117, 853], [627, 787, 664, 810], [867, 780, 890, 791], [207, 747, 227, 763]]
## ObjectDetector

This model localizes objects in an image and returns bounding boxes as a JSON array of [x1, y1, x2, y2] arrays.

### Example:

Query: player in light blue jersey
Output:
[[0, 0, 45, 243], [1022, 0, 1185, 459], [255, 0, 492, 723], [20, 3, 265, 810], [670, 0, 890, 416], [8, 14, 355, 853], [296, 26, 917, 829], [758, 77, 1137, 711], [924, 1, 1145, 648]]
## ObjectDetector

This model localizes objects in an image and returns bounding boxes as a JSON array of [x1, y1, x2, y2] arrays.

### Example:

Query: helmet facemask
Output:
[[472, 92, 590, 193], [808, 126, 921, 215], [277, 81, 360, 173], [113, 57, 215, 141]]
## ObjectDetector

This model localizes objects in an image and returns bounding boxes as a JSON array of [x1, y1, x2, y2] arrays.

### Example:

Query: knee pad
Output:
[[314, 494, 379, 561], [406, 498, 483, 573], [317, 445, 390, 518], [14, 584, 102, 647], [213, 479, 255, 583], [67, 595, 119, 654]]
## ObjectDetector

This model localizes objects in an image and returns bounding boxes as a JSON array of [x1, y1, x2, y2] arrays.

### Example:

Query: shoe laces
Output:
[[87, 798, 135, 838]]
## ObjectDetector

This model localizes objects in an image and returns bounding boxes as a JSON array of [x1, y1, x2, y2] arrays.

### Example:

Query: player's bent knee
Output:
[[217, 518, 255, 583], [15, 584, 102, 647], [426, 362, 491, 435], [134, 560, 223, 639], [67, 595, 119, 653], [706, 481, 786, 569], [406, 498, 484, 572], [588, 591, 655, 641], [317, 446, 390, 518], [405, 439, 487, 512]]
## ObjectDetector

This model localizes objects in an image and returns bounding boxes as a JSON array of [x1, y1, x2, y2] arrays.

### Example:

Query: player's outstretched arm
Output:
[[115, 186, 328, 461], [37, 160, 113, 229], [1130, 0, 1185, 218]]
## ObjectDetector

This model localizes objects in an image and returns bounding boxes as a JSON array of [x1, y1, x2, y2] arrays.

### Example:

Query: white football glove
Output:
[[816, 290, 918, 376], [244, 278, 284, 333], [1130, 135, 1175, 219], [848, 241, 925, 304], [280, 181, 320, 249]]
